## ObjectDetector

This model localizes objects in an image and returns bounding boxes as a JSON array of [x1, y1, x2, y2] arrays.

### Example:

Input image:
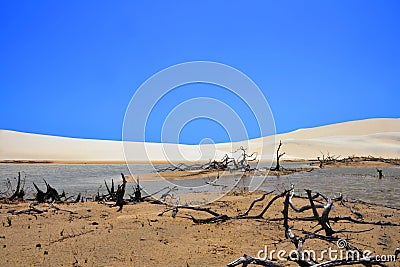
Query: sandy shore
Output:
[[0, 191, 399, 266], [128, 168, 311, 182], [319, 161, 400, 168]]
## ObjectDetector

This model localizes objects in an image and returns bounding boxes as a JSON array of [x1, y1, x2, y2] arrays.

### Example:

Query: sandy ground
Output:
[[1, 118, 400, 162], [0, 191, 399, 267], [127, 169, 245, 182], [318, 161, 400, 168]]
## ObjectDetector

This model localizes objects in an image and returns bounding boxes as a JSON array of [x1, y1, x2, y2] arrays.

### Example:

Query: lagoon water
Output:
[[0, 163, 399, 208]]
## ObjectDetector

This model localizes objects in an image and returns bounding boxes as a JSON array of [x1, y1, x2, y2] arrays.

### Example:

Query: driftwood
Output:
[[74, 193, 81, 203], [314, 154, 400, 168], [33, 179, 62, 203], [239, 190, 291, 219], [95, 174, 177, 207], [376, 168, 383, 179], [115, 173, 127, 212], [9, 172, 25, 201], [317, 152, 341, 168], [157, 146, 258, 174], [233, 146, 257, 171], [132, 176, 142, 202], [31, 179, 81, 204], [9, 206, 46, 215], [155, 185, 399, 266], [241, 191, 274, 216], [156, 143, 299, 183], [159, 189, 291, 223], [8, 202, 76, 215], [339, 198, 363, 219], [0, 172, 26, 201], [159, 201, 229, 223], [227, 254, 284, 267], [100, 173, 147, 211], [99, 176, 123, 203], [50, 229, 95, 244], [103, 178, 116, 201], [283, 191, 317, 266], [306, 189, 335, 236], [226, 187, 400, 266]]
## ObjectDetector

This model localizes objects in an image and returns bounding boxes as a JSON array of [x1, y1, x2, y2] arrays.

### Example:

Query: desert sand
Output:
[[0, 191, 399, 266], [1, 118, 399, 163]]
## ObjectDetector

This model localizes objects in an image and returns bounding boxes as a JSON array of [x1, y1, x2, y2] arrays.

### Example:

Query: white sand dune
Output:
[[0, 118, 399, 162], [229, 118, 400, 160]]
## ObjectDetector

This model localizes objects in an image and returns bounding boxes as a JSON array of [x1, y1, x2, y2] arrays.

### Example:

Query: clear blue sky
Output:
[[1, 1, 399, 144]]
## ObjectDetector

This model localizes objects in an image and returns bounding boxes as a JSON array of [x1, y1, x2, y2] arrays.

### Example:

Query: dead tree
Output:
[[74, 193, 81, 203], [9, 172, 25, 201], [271, 140, 285, 171], [104, 179, 116, 201], [33, 182, 46, 202], [43, 179, 61, 202], [30, 180, 80, 203], [241, 191, 274, 216], [225, 186, 400, 266], [306, 189, 335, 236], [204, 152, 242, 171], [158, 189, 290, 223], [33, 180, 61, 203], [311, 154, 400, 168], [133, 177, 142, 202], [156, 147, 257, 173], [233, 146, 257, 171], [317, 157, 324, 168], [219, 154, 238, 170], [315, 152, 341, 168], [376, 168, 383, 179], [115, 173, 127, 212], [283, 191, 318, 266], [171, 197, 180, 218], [154, 184, 400, 266]]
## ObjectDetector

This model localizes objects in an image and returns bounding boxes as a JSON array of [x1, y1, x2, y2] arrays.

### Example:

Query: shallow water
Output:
[[258, 167, 400, 208], [0, 163, 399, 207], [0, 164, 155, 199]]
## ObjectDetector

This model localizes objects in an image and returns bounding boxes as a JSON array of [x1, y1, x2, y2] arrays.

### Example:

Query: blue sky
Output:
[[1, 1, 399, 144]]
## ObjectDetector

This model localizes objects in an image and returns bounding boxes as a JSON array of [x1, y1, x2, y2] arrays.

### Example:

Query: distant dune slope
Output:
[[248, 118, 400, 159], [1, 118, 399, 162]]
